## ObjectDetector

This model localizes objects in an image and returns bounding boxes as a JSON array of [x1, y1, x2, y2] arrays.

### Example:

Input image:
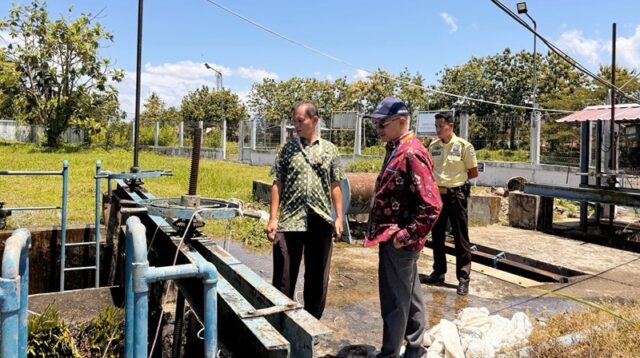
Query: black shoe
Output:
[[420, 272, 445, 286], [457, 280, 469, 295]]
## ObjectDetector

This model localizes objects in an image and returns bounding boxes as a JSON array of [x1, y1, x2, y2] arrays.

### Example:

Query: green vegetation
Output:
[[0, 143, 271, 244], [1, 0, 124, 147], [524, 299, 640, 357], [346, 158, 383, 173], [28, 306, 81, 358], [476, 148, 529, 162], [76, 306, 124, 358], [27, 306, 125, 358]]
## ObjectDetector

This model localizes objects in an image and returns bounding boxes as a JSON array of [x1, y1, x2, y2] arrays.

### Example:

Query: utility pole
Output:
[[517, 2, 540, 165]]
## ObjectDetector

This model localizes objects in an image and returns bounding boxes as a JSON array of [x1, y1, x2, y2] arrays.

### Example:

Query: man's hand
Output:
[[333, 217, 344, 242], [265, 218, 278, 242], [393, 237, 408, 249]]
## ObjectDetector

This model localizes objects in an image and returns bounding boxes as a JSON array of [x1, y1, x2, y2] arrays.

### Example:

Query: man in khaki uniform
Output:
[[423, 112, 478, 295]]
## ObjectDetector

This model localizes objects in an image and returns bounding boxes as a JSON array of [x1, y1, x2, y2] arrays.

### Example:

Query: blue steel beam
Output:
[[524, 183, 640, 207]]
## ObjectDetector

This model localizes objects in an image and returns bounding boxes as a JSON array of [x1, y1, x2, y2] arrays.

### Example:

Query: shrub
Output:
[[76, 306, 125, 358], [28, 306, 81, 358]]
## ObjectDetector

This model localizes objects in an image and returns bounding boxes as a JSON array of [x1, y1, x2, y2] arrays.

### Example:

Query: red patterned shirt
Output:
[[364, 132, 442, 250]]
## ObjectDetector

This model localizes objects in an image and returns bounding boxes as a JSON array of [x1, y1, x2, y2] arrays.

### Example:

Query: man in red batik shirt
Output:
[[364, 96, 443, 358]]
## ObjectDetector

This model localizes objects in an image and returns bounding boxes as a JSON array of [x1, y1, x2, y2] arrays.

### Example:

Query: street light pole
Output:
[[517, 2, 540, 165], [204, 63, 223, 92], [204, 63, 226, 159]]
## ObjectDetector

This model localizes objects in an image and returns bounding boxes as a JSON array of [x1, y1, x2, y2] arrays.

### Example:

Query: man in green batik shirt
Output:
[[265, 100, 345, 319]]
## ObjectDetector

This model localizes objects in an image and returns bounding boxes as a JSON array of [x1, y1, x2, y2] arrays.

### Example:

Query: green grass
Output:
[[476, 148, 529, 162], [0, 142, 271, 243]]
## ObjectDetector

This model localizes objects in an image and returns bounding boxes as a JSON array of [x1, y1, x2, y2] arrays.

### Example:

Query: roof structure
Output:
[[557, 103, 640, 122]]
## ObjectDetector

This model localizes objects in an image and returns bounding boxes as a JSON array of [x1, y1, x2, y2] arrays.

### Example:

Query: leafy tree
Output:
[[140, 92, 181, 126], [0, 0, 123, 147], [180, 86, 248, 139], [0, 49, 20, 119]]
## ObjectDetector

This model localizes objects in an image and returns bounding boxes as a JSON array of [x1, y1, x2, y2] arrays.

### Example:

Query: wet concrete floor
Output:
[[215, 222, 640, 357]]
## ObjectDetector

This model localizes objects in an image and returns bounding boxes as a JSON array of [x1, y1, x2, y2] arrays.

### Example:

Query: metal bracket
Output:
[[492, 252, 506, 268], [239, 302, 302, 319]]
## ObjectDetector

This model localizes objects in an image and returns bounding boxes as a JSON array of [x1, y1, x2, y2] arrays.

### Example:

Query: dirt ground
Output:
[[218, 216, 640, 357]]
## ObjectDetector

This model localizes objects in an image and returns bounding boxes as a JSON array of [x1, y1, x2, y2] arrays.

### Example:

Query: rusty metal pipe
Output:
[[345, 173, 377, 214]]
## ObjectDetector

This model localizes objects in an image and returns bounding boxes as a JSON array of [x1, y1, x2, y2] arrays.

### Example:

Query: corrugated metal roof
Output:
[[557, 103, 640, 122]]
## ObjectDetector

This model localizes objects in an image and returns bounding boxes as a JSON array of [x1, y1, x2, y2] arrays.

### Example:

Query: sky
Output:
[[1, 0, 640, 118]]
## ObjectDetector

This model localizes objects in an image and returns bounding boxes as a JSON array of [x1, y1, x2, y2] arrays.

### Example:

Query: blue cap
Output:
[[364, 96, 409, 119]]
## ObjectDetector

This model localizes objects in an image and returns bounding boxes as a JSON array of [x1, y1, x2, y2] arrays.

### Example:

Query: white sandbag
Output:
[[439, 319, 465, 358], [462, 337, 495, 358], [422, 307, 532, 358], [426, 340, 445, 358], [423, 322, 442, 347], [455, 307, 492, 337]]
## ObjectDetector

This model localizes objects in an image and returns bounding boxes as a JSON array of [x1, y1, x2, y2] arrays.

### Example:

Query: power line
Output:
[[491, 0, 640, 106], [203, 0, 574, 114]]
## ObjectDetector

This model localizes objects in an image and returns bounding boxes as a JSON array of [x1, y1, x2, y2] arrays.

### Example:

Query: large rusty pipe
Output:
[[346, 173, 377, 215]]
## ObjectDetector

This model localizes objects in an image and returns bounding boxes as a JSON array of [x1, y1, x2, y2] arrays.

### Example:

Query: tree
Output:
[[0, 49, 20, 120], [180, 86, 249, 138], [0, 0, 123, 147], [436, 49, 591, 150], [140, 92, 181, 126]]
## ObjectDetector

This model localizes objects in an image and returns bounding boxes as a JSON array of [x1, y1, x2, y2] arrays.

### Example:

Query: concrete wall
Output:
[[0, 224, 106, 293], [0, 120, 84, 144], [146, 145, 224, 160], [474, 161, 580, 188], [468, 195, 502, 226], [242, 149, 580, 188]]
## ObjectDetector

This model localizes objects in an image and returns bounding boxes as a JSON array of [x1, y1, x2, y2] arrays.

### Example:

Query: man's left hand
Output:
[[333, 218, 344, 242], [393, 237, 408, 249]]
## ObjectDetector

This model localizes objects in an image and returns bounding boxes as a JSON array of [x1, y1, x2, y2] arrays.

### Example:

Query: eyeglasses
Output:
[[374, 116, 399, 129]]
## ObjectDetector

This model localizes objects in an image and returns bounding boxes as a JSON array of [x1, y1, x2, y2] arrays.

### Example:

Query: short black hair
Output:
[[435, 112, 454, 124], [291, 100, 319, 118]]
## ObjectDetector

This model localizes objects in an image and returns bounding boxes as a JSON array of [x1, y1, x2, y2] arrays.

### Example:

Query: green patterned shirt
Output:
[[271, 137, 346, 232]]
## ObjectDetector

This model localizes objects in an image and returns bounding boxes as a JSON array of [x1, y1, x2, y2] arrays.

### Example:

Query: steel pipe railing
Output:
[[0, 228, 31, 358]]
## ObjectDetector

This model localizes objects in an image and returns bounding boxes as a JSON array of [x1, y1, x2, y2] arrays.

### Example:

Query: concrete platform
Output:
[[214, 224, 640, 357]]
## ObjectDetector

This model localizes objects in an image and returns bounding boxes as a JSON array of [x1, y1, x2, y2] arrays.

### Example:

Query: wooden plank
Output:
[[421, 249, 541, 288]]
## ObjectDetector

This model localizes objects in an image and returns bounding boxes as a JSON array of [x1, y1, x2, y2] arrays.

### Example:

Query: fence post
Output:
[[154, 122, 159, 147], [221, 119, 227, 160], [238, 122, 244, 161], [250, 120, 257, 150], [530, 109, 541, 165], [354, 114, 362, 157], [179, 121, 184, 148], [280, 117, 287, 147], [459, 111, 469, 141]]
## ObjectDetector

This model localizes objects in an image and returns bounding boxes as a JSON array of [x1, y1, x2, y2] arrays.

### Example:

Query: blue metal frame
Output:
[[0, 161, 68, 292], [95, 160, 102, 288], [0, 228, 31, 358], [124, 216, 218, 358]]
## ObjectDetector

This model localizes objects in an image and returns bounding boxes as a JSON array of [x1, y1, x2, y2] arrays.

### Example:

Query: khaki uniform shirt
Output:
[[428, 134, 477, 188], [271, 137, 346, 232]]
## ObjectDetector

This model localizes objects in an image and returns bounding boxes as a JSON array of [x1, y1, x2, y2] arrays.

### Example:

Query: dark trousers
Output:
[[431, 190, 472, 282], [272, 213, 333, 319], [378, 241, 426, 358]]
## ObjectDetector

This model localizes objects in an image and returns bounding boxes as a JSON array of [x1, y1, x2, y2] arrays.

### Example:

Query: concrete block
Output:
[[253, 180, 272, 204], [508, 191, 540, 229], [468, 195, 501, 226]]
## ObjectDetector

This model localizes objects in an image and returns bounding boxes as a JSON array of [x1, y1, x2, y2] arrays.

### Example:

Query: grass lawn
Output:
[[0, 142, 272, 245]]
